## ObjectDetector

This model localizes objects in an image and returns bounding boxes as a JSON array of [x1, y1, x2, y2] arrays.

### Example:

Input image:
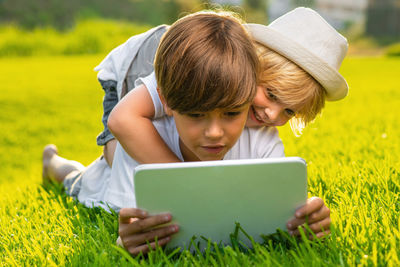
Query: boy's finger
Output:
[[295, 197, 324, 218], [289, 216, 331, 236], [123, 213, 172, 235], [312, 229, 331, 239], [308, 205, 330, 224], [307, 230, 331, 240], [286, 217, 306, 230], [127, 236, 171, 256], [288, 204, 330, 229], [309, 216, 331, 233], [124, 224, 179, 248], [119, 208, 148, 223]]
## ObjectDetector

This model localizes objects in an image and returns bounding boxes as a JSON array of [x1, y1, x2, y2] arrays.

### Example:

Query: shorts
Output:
[[96, 79, 118, 146], [63, 170, 83, 198], [62, 156, 110, 204]]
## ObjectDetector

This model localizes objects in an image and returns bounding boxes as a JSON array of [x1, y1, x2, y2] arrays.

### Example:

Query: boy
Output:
[[43, 9, 331, 255], [109, 7, 341, 254]]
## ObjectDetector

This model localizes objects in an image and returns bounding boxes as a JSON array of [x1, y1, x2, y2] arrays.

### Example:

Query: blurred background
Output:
[[0, 0, 399, 57]]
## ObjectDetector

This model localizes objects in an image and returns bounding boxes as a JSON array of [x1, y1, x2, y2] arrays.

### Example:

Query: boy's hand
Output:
[[118, 208, 179, 256], [286, 197, 330, 239]]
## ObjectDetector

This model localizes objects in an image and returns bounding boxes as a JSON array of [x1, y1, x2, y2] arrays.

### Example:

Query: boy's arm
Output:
[[108, 85, 181, 164]]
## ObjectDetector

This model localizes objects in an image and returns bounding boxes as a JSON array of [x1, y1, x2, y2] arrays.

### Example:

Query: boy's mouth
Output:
[[201, 145, 225, 154]]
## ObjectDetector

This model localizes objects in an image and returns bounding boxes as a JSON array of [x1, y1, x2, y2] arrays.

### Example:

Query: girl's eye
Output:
[[285, 109, 295, 117], [266, 89, 278, 101]]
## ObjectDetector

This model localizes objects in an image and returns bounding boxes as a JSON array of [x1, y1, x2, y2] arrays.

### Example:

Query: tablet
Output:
[[134, 157, 307, 249]]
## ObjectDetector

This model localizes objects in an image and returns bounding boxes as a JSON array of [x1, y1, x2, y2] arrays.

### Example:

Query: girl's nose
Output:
[[264, 104, 283, 123]]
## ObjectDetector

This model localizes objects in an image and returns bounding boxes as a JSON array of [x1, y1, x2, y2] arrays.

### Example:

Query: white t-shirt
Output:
[[101, 73, 285, 212]]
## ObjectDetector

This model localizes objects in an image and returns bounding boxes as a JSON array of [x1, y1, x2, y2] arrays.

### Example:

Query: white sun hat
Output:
[[245, 7, 349, 101]]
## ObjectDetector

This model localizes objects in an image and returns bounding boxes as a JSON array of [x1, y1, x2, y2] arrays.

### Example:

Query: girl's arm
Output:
[[108, 84, 181, 164]]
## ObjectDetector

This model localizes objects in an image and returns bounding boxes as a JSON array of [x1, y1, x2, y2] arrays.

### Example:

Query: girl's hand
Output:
[[118, 208, 179, 256], [286, 197, 331, 239]]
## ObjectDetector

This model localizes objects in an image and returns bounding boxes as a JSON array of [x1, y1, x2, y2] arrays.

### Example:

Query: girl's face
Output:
[[246, 85, 296, 128]]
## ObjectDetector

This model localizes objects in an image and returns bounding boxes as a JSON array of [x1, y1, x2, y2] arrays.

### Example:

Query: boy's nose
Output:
[[204, 120, 224, 140]]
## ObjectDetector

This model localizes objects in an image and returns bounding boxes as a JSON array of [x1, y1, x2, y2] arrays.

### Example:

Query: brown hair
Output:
[[255, 43, 325, 135], [154, 11, 259, 113]]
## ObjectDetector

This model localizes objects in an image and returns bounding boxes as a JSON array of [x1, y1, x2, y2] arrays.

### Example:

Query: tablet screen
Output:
[[134, 157, 307, 249]]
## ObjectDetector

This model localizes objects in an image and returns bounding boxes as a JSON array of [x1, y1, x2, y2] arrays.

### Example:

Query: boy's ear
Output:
[[157, 87, 173, 116]]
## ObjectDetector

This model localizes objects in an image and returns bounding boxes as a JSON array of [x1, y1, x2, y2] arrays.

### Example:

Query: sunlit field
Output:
[[1, 55, 399, 266]]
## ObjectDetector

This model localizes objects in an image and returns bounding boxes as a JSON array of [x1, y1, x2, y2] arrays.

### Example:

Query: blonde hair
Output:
[[155, 11, 259, 113], [255, 43, 325, 135]]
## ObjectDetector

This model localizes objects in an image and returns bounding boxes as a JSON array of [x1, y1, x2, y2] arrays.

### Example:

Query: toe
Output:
[[43, 144, 58, 159], [42, 144, 58, 183]]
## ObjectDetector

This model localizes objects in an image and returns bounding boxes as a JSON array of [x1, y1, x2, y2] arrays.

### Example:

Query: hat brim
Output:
[[246, 23, 348, 101]]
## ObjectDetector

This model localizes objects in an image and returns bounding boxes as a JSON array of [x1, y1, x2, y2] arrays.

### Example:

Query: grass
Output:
[[0, 55, 400, 266], [0, 20, 151, 57]]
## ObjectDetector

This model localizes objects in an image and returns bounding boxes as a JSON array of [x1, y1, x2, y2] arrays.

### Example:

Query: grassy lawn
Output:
[[0, 55, 399, 266]]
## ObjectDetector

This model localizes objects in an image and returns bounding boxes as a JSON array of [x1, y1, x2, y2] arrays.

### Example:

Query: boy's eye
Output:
[[186, 113, 204, 118], [285, 109, 295, 117], [225, 111, 242, 117]]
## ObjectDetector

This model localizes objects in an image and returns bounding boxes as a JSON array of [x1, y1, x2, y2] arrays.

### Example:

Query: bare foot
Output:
[[42, 144, 58, 183]]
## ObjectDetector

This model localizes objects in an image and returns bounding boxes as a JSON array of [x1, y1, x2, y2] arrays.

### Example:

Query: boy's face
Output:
[[246, 85, 296, 128], [171, 105, 250, 161]]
